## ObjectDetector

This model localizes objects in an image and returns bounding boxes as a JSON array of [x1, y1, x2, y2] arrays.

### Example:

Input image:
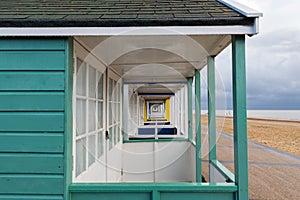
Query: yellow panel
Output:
[[144, 100, 147, 122], [166, 98, 170, 122]]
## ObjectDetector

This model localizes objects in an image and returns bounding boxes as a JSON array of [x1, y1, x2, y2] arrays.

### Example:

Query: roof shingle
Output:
[[0, 0, 254, 27]]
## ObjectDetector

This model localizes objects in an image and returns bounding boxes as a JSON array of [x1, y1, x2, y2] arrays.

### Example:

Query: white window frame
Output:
[[73, 41, 107, 181]]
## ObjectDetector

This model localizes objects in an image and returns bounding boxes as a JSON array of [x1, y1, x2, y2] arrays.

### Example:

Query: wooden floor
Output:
[[201, 131, 300, 200]]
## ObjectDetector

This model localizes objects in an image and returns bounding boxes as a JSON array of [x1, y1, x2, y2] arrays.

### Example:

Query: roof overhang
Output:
[[0, 21, 259, 36], [0, 0, 261, 36], [218, 0, 263, 18]]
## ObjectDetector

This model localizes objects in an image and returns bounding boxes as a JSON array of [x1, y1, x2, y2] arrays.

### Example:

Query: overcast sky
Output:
[[207, 0, 300, 110]]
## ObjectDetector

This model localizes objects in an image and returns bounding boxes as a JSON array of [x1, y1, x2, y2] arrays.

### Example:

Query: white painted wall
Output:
[[155, 142, 195, 182], [76, 141, 196, 183], [107, 142, 123, 182], [123, 141, 195, 182], [122, 142, 155, 182]]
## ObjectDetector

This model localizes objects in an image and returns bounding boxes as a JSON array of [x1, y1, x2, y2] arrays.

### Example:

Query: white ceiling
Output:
[[75, 33, 231, 97], [76, 34, 230, 83]]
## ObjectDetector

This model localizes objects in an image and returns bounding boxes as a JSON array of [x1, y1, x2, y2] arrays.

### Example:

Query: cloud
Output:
[[208, 0, 300, 110]]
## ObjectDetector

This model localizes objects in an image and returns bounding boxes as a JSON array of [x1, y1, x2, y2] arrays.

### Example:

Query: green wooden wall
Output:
[[0, 38, 72, 200]]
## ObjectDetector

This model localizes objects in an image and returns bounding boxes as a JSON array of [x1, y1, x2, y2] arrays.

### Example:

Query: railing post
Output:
[[232, 35, 248, 200]]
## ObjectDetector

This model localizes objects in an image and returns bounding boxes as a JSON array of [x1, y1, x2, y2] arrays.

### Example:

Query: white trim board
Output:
[[0, 24, 259, 36], [217, 0, 263, 17]]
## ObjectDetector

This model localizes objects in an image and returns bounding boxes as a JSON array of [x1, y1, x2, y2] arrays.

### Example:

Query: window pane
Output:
[[76, 59, 86, 96], [97, 72, 103, 99], [109, 127, 113, 150], [76, 99, 86, 136], [109, 78, 113, 101], [114, 126, 117, 145], [116, 126, 119, 143], [109, 102, 113, 125], [89, 100, 96, 132], [117, 126, 120, 143], [113, 80, 117, 101], [118, 83, 121, 101], [89, 66, 96, 98], [118, 103, 122, 122], [88, 135, 96, 167], [76, 138, 86, 177], [97, 131, 103, 158], [98, 102, 103, 129], [116, 82, 119, 102]]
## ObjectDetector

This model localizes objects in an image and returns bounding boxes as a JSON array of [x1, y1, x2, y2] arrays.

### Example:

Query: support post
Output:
[[122, 83, 127, 141], [187, 77, 193, 140], [208, 56, 217, 182], [208, 56, 216, 161], [232, 35, 248, 200], [195, 69, 202, 182]]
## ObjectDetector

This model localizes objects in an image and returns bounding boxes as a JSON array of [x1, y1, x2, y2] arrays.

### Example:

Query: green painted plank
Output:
[[0, 153, 64, 174], [152, 190, 160, 200], [0, 194, 63, 200], [64, 37, 73, 200], [0, 112, 64, 132], [0, 133, 63, 153], [195, 69, 202, 182], [0, 51, 65, 70], [232, 35, 248, 200], [70, 183, 237, 192], [0, 92, 64, 111], [0, 175, 63, 194], [0, 72, 64, 91], [71, 193, 151, 200], [207, 56, 216, 161], [0, 38, 65, 50], [161, 192, 234, 200]]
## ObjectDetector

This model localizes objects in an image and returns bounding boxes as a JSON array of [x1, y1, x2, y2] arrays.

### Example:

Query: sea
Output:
[[200, 110, 300, 121]]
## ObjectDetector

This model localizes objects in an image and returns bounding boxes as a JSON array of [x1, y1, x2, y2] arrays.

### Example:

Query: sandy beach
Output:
[[201, 115, 300, 157]]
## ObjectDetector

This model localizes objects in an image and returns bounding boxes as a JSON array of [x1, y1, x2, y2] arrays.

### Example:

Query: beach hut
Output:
[[0, 0, 261, 200]]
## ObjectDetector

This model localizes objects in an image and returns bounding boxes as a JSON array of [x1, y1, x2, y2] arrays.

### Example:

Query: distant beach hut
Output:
[[0, 1, 261, 200]]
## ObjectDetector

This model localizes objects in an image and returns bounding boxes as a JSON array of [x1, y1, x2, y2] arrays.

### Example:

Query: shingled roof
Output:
[[0, 0, 254, 27]]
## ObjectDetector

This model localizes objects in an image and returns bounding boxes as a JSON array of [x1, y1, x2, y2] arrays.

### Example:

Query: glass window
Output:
[[89, 67, 96, 98], [75, 57, 106, 179], [76, 99, 86, 136], [109, 78, 113, 101], [74, 59, 122, 181], [76, 138, 86, 177], [89, 100, 96, 132], [113, 126, 116, 145], [97, 73, 103, 100], [98, 102, 103, 129], [109, 127, 113, 150], [113, 80, 117, 101], [97, 131, 103, 158], [76, 59, 86, 96], [88, 135, 96, 166], [109, 102, 113, 125]]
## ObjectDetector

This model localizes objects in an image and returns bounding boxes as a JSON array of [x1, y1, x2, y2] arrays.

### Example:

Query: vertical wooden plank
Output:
[[208, 56, 216, 162], [232, 35, 248, 200], [187, 77, 193, 140], [195, 69, 202, 182], [152, 190, 160, 200], [64, 37, 74, 200]]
